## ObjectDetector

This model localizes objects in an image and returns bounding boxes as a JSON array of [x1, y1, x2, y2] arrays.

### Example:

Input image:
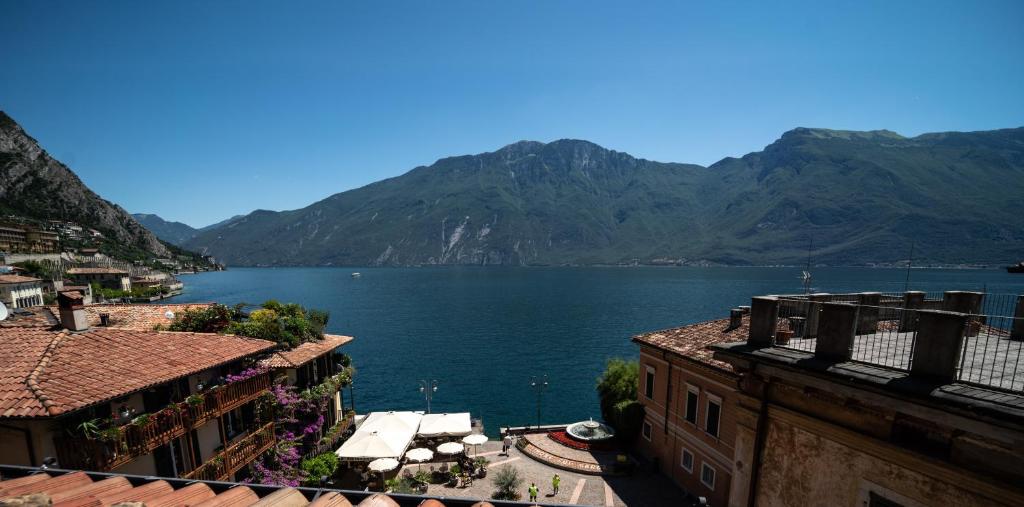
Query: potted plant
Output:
[[474, 457, 490, 478], [447, 464, 461, 487], [413, 471, 430, 493]]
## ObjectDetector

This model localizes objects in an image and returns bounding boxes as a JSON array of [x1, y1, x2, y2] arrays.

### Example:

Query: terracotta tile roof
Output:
[[0, 307, 59, 329], [260, 334, 354, 369], [0, 326, 276, 418], [633, 315, 750, 374], [44, 303, 216, 331], [65, 268, 128, 275], [0, 470, 518, 507], [0, 274, 41, 286]]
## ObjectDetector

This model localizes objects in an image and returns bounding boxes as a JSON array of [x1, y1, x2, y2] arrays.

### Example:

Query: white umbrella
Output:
[[436, 442, 464, 455], [462, 434, 487, 445], [462, 434, 487, 457], [367, 457, 400, 472], [405, 447, 433, 470]]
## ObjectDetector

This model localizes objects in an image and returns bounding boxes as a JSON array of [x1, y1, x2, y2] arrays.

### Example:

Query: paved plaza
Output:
[[403, 439, 688, 507]]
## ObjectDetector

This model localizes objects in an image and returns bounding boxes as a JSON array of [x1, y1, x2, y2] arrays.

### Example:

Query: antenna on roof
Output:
[[0, 301, 8, 322], [802, 238, 813, 295], [904, 242, 914, 292]]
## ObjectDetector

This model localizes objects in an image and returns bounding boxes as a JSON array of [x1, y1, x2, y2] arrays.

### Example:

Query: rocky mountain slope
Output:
[[0, 111, 170, 258], [185, 127, 1024, 266]]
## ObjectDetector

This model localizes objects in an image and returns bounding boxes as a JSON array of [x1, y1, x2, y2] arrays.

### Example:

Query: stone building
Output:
[[711, 291, 1024, 507], [65, 267, 132, 292], [633, 311, 751, 506], [0, 273, 44, 309]]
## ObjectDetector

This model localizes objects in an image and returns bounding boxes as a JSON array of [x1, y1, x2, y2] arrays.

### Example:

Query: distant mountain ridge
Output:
[[185, 127, 1024, 266], [0, 111, 170, 257], [132, 214, 198, 246]]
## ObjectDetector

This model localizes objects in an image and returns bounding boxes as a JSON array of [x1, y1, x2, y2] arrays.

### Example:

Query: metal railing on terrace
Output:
[[756, 291, 1024, 394]]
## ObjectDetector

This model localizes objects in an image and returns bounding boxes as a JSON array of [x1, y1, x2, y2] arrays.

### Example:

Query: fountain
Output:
[[565, 418, 616, 442]]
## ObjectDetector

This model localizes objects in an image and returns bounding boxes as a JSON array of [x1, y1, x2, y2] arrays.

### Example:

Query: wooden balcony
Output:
[[182, 422, 276, 482], [55, 373, 272, 472]]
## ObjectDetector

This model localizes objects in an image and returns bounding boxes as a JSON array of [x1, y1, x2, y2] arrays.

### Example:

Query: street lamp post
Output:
[[419, 380, 439, 414], [530, 375, 548, 427]]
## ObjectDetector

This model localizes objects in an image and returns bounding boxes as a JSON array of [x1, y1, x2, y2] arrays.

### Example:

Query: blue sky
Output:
[[2, 1, 1022, 227]]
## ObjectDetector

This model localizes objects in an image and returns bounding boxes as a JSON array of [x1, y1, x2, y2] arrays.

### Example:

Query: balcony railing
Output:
[[182, 422, 276, 482], [55, 372, 272, 471]]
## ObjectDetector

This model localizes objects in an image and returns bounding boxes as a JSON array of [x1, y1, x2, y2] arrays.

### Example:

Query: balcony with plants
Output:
[[55, 369, 272, 471]]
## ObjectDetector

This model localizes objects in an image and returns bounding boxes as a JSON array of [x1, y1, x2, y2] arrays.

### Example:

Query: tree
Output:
[[596, 358, 639, 420]]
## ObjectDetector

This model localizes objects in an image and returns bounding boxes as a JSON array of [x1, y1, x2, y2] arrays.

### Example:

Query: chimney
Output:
[[99, 313, 110, 326], [729, 308, 744, 330], [57, 291, 88, 331]]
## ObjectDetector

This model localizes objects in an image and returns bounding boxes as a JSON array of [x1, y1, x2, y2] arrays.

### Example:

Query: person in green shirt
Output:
[[552, 473, 561, 494], [528, 482, 539, 502]]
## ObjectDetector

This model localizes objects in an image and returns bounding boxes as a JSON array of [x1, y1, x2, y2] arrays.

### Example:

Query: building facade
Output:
[[0, 274, 44, 309], [65, 267, 132, 292], [711, 291, 1024, 507], [633, 311, 749, 506], [0, 296, 277, 481]]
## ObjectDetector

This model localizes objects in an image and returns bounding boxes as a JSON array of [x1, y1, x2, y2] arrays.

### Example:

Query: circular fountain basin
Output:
[[565, 419, 616, 442]]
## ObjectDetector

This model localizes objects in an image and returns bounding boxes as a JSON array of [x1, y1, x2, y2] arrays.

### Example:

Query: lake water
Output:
[[174, 267, 1024, 435]]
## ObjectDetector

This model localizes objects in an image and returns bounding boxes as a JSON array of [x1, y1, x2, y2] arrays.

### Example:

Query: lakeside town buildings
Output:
[[0, 295, 354, 483]]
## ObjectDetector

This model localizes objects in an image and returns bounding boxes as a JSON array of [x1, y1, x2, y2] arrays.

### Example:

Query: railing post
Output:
[[814, 303, 859, 362], [942, 291, 982, 314], [857, 292, 881, 335], [910, 310, 967, 384], [748, 297, 779, 347], [806, 293, 829, 338], [1012, 295, 1024, 341], [900, 291, 926, 331]]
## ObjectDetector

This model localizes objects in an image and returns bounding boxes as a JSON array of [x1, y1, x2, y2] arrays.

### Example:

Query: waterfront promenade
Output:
[[406, 439, 687, 507]]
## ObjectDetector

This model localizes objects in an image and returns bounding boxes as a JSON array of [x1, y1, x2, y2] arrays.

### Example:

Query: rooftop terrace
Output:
[[712, 290, 1024, 419]]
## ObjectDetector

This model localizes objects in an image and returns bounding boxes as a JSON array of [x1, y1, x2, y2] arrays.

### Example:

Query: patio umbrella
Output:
[[462, 434, 487, 456], [368, 457, 400, 472], [405, 447, 434, 470], [366, 457, 400, 492], [436, 442, 465, 456]]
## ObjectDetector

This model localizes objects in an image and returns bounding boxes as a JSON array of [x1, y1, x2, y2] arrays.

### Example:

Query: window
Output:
[[685, 386, 699, 425], [705, 395, 721, 438], [642, 421, 652, 441], [701, 463, 716, 490], [644, 366, 655, 399], [680, 448, 694, 472]]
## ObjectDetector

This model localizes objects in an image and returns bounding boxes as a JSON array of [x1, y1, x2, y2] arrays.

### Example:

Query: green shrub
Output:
[[491, 466, 523, 500], [168, 301, 328, 349], [300, 453, 339, 486]]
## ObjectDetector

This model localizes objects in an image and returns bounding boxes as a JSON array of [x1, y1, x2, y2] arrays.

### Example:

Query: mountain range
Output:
[[3, 109, 1021, 267], [0, 111, 170, 258], [177, 127, 1024, 267]]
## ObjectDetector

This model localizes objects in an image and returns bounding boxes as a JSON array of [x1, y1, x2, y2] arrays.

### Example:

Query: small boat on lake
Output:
[[351, 272, 362, 278], [1007, 262, 1024, 274]]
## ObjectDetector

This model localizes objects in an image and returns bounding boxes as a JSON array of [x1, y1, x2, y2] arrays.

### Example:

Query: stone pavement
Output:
[[405, 439, 686, 507]]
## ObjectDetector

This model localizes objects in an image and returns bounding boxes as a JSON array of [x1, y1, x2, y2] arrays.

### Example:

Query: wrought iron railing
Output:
[[766, 291, 1023, 393], [55, 372, 272, 471], [183, 422, 276, 482]]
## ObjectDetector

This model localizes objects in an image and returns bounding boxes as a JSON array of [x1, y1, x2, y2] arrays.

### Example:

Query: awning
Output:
[[417, 412, 472, 438], [336, 411, 423, 461]]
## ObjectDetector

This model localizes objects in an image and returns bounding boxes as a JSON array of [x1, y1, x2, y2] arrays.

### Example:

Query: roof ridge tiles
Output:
[[25, 330, 70, 416]]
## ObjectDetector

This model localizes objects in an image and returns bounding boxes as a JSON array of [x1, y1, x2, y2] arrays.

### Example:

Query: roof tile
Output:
[[633, 315, 750, 373]]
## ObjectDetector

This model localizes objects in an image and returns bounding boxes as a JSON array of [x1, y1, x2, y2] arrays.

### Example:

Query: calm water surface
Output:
[[174, 267, 1024, 434]]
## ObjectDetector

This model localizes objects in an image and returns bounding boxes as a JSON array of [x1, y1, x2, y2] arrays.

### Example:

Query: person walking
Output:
[[552, 473, 560, 495], [503, 434, 513, 455], [528, 482, 539, 502]]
